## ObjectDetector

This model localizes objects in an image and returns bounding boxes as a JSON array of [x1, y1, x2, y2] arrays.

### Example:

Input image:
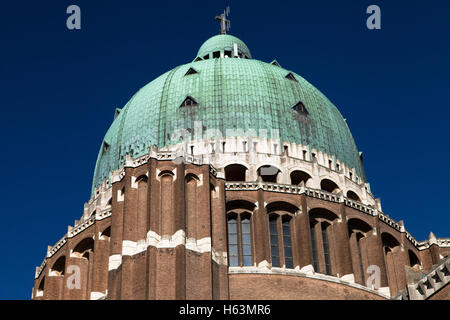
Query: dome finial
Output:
[[215, 6, 231, 34]]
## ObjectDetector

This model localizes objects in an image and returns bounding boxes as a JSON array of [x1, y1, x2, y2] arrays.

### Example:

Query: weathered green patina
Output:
[[92, 35, 365, 193], [196, 34, 252, 59]]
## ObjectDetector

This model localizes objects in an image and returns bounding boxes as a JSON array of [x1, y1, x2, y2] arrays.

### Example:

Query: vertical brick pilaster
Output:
[[120, 169, 137, 299], [45, 276, 64, 300], [92, 235, 109, 296], [332, 204, 353, 277], [295, 194, 312, 269], [185, 165, 212, 299], [254, 189, 270, 266], [108, 175, 126, 300], [210, 178, 229, 300], [63, 257, 89, 300], [365, 218, 388, 288]]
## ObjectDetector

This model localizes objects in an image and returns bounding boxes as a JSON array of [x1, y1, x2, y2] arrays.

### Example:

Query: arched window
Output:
[[309, 208, 339, 275], [257, 165, 280, 183], [266, 202, 298, 268], [100, 226, 111, 240], [347, 190, 361, 202], [381, 233, 400, 253], [72, 237, 95, 259], [226, 211, 253, 267], [381, 232, 402, 294], [320, 179, 340, 194], [50, 256, 66, 276], [225, 164, 247, 182], [408, 250, 421, 269], [290, 170, 311, 186], [348, 218, 373, 285]]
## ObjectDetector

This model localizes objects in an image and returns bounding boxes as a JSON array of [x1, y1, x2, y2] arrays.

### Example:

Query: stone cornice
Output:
[[228, 266, 391, 299], [224, 181, 432, 249]]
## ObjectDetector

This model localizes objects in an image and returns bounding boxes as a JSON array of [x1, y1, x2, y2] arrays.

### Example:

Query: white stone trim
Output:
[[186, 237, 211, 253], [228, 266, 390, 299], [340, 273, 355, 283], [211, 248, 228, 265], [108, 254, 122, 271], [90, 291, 106, 300], [122, 240, 147, 256], [107, 231, 226, 271]]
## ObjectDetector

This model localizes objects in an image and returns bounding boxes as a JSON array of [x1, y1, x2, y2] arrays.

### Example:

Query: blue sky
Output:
[[0, 0, 449, 299]]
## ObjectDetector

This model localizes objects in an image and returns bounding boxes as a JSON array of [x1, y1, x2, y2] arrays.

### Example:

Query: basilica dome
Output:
[[92, 34, 365, 191]]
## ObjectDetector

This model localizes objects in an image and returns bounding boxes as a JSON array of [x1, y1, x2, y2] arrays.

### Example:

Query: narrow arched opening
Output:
[[50, 256, 66, 276], [408, 250, 421, 269], [290, 170, 311, 186], [225, 164, 247, 182], [257, 165, 280, 183], [347, 190, 361, 202], [320, 179, 340, 194]]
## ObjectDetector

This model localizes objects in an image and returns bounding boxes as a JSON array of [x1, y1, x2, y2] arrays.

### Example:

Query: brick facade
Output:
[[32, 159, 450, 300]]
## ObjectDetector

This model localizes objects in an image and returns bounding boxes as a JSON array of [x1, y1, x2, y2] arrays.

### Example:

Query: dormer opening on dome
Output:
[[292, 101, 308, 115], [193, 57, 203, 62], [271, 60, 281, 67], [185, 68, 198, 76], [180, 96, 198, 108], [114, 108, 121, 119], [285, 72, 298, 82], [102, 141, 110, 154]]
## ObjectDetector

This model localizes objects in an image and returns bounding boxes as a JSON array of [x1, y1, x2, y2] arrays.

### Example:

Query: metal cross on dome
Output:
[[215, 7, 231, 34]]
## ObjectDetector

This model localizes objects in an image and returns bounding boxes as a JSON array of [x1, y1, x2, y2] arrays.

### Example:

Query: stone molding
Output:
[[228, 266, 390, 299]]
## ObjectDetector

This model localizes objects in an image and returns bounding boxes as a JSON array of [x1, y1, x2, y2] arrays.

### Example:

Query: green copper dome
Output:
[[92, 35, 365, 192], [196, 34, 252, 59]]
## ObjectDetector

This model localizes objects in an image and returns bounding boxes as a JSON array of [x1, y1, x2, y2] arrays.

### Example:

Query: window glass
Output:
[[322, 227, 331, 275], [228, 218, 238, 266], [270, 218, 280, 267], [283, 221, 293, 268], [310, 224, 319, 272], [241, 217, 252, 266]]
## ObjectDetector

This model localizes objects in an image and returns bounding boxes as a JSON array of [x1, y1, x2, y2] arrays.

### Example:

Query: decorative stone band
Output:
[[228, 265, 391, 299], [225, 181, 420, 246], [35, 260, 47, 279], [417, 238, 450, 250], [406, 257, 450, 300], [107, 230, 228, 271]]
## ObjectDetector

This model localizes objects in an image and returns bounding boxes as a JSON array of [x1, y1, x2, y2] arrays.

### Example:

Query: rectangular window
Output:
[[282, 221, 293, 268], [228, 219, 239, 266], [241, 218, 252, 266], [310, 224, 319, 272], [322, 227, 331, 275], [270, 218, 280, 267]]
